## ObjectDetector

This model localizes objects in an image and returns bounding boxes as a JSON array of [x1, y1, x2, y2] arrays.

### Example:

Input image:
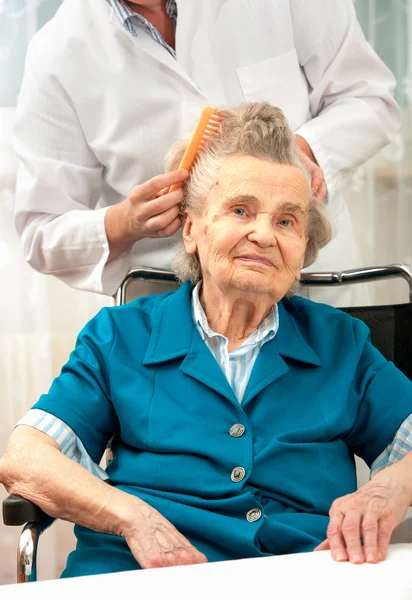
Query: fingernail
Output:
[[351, 554, 362, 564], [336, 552, 346, 561], [366, 554, 375, 563]]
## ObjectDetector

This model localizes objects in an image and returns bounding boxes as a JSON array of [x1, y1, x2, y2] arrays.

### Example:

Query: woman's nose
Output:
[[247, 218, 276, 247]]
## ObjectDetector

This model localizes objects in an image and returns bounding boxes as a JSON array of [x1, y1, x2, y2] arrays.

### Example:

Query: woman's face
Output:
[[183, 155, 311, 301]]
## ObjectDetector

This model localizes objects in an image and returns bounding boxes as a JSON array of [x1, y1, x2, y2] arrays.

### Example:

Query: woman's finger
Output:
[[341, 510, 364, 564], [326, 511, 348, 562], [313, 539, 330, 552], [361, 511, 379, 563], [377, 516, 394, 562]]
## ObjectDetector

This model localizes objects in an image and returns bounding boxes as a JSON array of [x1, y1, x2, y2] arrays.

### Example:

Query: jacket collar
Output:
[[143, 284, 321, 406]]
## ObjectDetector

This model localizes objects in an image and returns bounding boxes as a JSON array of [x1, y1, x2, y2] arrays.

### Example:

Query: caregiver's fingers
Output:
[[138, 189, 184, 221], [316, 178, 328, 202], [136, 169, 188, 201], [145, 205, 181, 237]]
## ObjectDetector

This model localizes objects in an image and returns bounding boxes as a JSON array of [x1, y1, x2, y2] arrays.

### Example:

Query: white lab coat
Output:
[[13, 0, 399, 301]]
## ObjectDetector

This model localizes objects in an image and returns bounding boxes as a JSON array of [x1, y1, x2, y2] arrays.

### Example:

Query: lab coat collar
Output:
[[106, 0, 205, 98]]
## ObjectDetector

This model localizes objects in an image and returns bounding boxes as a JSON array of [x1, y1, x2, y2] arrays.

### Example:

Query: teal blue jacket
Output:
[[34, 282, 412, 578]]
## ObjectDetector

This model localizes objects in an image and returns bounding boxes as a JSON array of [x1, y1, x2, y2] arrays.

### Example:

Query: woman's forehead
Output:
[[209, 156, 310, 207]]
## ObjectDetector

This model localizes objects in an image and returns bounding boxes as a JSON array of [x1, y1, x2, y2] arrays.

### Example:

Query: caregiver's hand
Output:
[[105, 169, 189, 262], [122, 501, 208, 569], [294, 134, 327, 202], [314, 462, 412, 564]]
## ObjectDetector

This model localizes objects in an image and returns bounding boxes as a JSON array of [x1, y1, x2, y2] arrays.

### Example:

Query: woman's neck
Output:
[[199, 279, 276, 352], [124, 1, 175, 49]]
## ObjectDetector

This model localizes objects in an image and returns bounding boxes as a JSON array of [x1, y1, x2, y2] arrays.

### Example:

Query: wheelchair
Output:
[[3, 263, 412, 583]]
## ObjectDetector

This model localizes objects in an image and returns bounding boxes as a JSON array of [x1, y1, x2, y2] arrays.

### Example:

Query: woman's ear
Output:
[[182, 213, 198, 255]]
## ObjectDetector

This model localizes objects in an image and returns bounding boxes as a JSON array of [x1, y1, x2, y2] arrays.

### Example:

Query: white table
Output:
[[2, 545, 412, 599]]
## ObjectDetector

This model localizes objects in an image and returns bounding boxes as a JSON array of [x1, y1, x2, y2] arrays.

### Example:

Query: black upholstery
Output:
[[342, 303, 412, 381]]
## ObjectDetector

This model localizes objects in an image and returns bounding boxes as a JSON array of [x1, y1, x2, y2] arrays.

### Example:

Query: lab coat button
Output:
[[229, 424, 245, 438], [246, 508, 262, 522], [231, 467, 246, 482]]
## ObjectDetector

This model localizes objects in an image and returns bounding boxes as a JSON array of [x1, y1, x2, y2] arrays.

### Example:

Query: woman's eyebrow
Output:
[[222, 194, 261, 209], [222, 195, 307, 215]]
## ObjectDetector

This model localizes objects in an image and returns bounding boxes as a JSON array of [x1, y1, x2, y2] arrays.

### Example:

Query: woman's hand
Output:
[[315, 463, 412, 564], [122, 501, 208, 569], [294, 134, 327, 202], [105, 169, 189, 262]]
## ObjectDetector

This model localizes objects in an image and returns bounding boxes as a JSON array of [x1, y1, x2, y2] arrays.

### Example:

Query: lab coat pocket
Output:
[[236, 50, 309, 130]]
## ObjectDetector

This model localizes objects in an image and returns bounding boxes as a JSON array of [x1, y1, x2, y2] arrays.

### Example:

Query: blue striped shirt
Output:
[[17, 286, 412, 482], [109, 0, 177, 58], [192, 283, 279, 403]]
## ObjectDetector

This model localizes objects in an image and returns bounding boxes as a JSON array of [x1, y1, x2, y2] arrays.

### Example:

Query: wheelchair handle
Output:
[[300, 264, 412, 303]]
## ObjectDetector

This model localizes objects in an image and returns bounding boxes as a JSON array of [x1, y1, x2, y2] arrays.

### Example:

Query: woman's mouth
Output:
[[236, 255, 275, 267]]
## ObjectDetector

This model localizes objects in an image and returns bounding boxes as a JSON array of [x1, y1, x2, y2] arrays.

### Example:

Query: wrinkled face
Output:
[[183, 155, 311, 301]]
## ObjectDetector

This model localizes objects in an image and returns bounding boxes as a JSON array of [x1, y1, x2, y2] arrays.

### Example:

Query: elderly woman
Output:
[[1, 104, 412, 578]]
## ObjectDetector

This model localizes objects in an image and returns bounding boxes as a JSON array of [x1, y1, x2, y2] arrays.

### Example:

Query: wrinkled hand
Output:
[[123, 502, 208, 569], [124, 169, 189, 240], [294, 134, 327, 202], [315, 472, 411, 564]]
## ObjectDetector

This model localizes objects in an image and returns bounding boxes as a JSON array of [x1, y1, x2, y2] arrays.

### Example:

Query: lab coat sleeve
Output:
[[291, 0, 400, 200], [13, 48, 132, 295]]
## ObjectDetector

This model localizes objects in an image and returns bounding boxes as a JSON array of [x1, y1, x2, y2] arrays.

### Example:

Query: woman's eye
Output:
[[233, 207, 247, 217], [279, 219, 293, 227]]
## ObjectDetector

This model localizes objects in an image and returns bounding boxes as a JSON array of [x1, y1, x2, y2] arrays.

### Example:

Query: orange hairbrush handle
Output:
[[169, 107, 222, 193]]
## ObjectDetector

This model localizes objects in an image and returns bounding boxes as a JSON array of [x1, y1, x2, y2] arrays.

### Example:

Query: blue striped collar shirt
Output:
[[109, 0, 177, 57], [191, 282, 279, 404]]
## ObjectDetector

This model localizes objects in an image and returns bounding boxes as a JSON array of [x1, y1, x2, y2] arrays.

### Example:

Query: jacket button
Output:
[[246, 508, 262, 522], [231, 467, 246, 482], [229, 424, 245, 438]]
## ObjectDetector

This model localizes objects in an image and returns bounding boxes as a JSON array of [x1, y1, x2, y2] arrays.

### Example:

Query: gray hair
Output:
[[167, 103, 333, 289]]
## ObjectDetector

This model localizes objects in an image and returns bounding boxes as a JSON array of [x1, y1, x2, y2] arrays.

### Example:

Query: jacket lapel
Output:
[[143, 282, 238, 406], [242, 299, 321, 408]]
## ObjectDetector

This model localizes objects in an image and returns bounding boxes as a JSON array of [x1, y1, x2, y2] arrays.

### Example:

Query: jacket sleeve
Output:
[[31, 307, 119, 464], [16, 408, 109, 480], [13, 42, 132, 295], [290, 0, 400, 201], [342, 318, 412, 467]]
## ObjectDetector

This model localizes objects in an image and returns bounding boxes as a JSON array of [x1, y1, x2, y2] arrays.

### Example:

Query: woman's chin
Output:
[[229, 272, 277, 295]]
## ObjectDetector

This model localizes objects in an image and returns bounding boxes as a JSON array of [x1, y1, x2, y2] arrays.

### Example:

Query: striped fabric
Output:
[[191, 282, 279, 403], [17, 408, 109, 481], [109, 0, 177, 58], [370, 420, 412, 477]]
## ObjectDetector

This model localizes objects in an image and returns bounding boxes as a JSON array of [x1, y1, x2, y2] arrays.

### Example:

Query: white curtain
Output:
[[0, 0, 107, 584], [350, 0, 412, 305], [0, 0, 411, 585]]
